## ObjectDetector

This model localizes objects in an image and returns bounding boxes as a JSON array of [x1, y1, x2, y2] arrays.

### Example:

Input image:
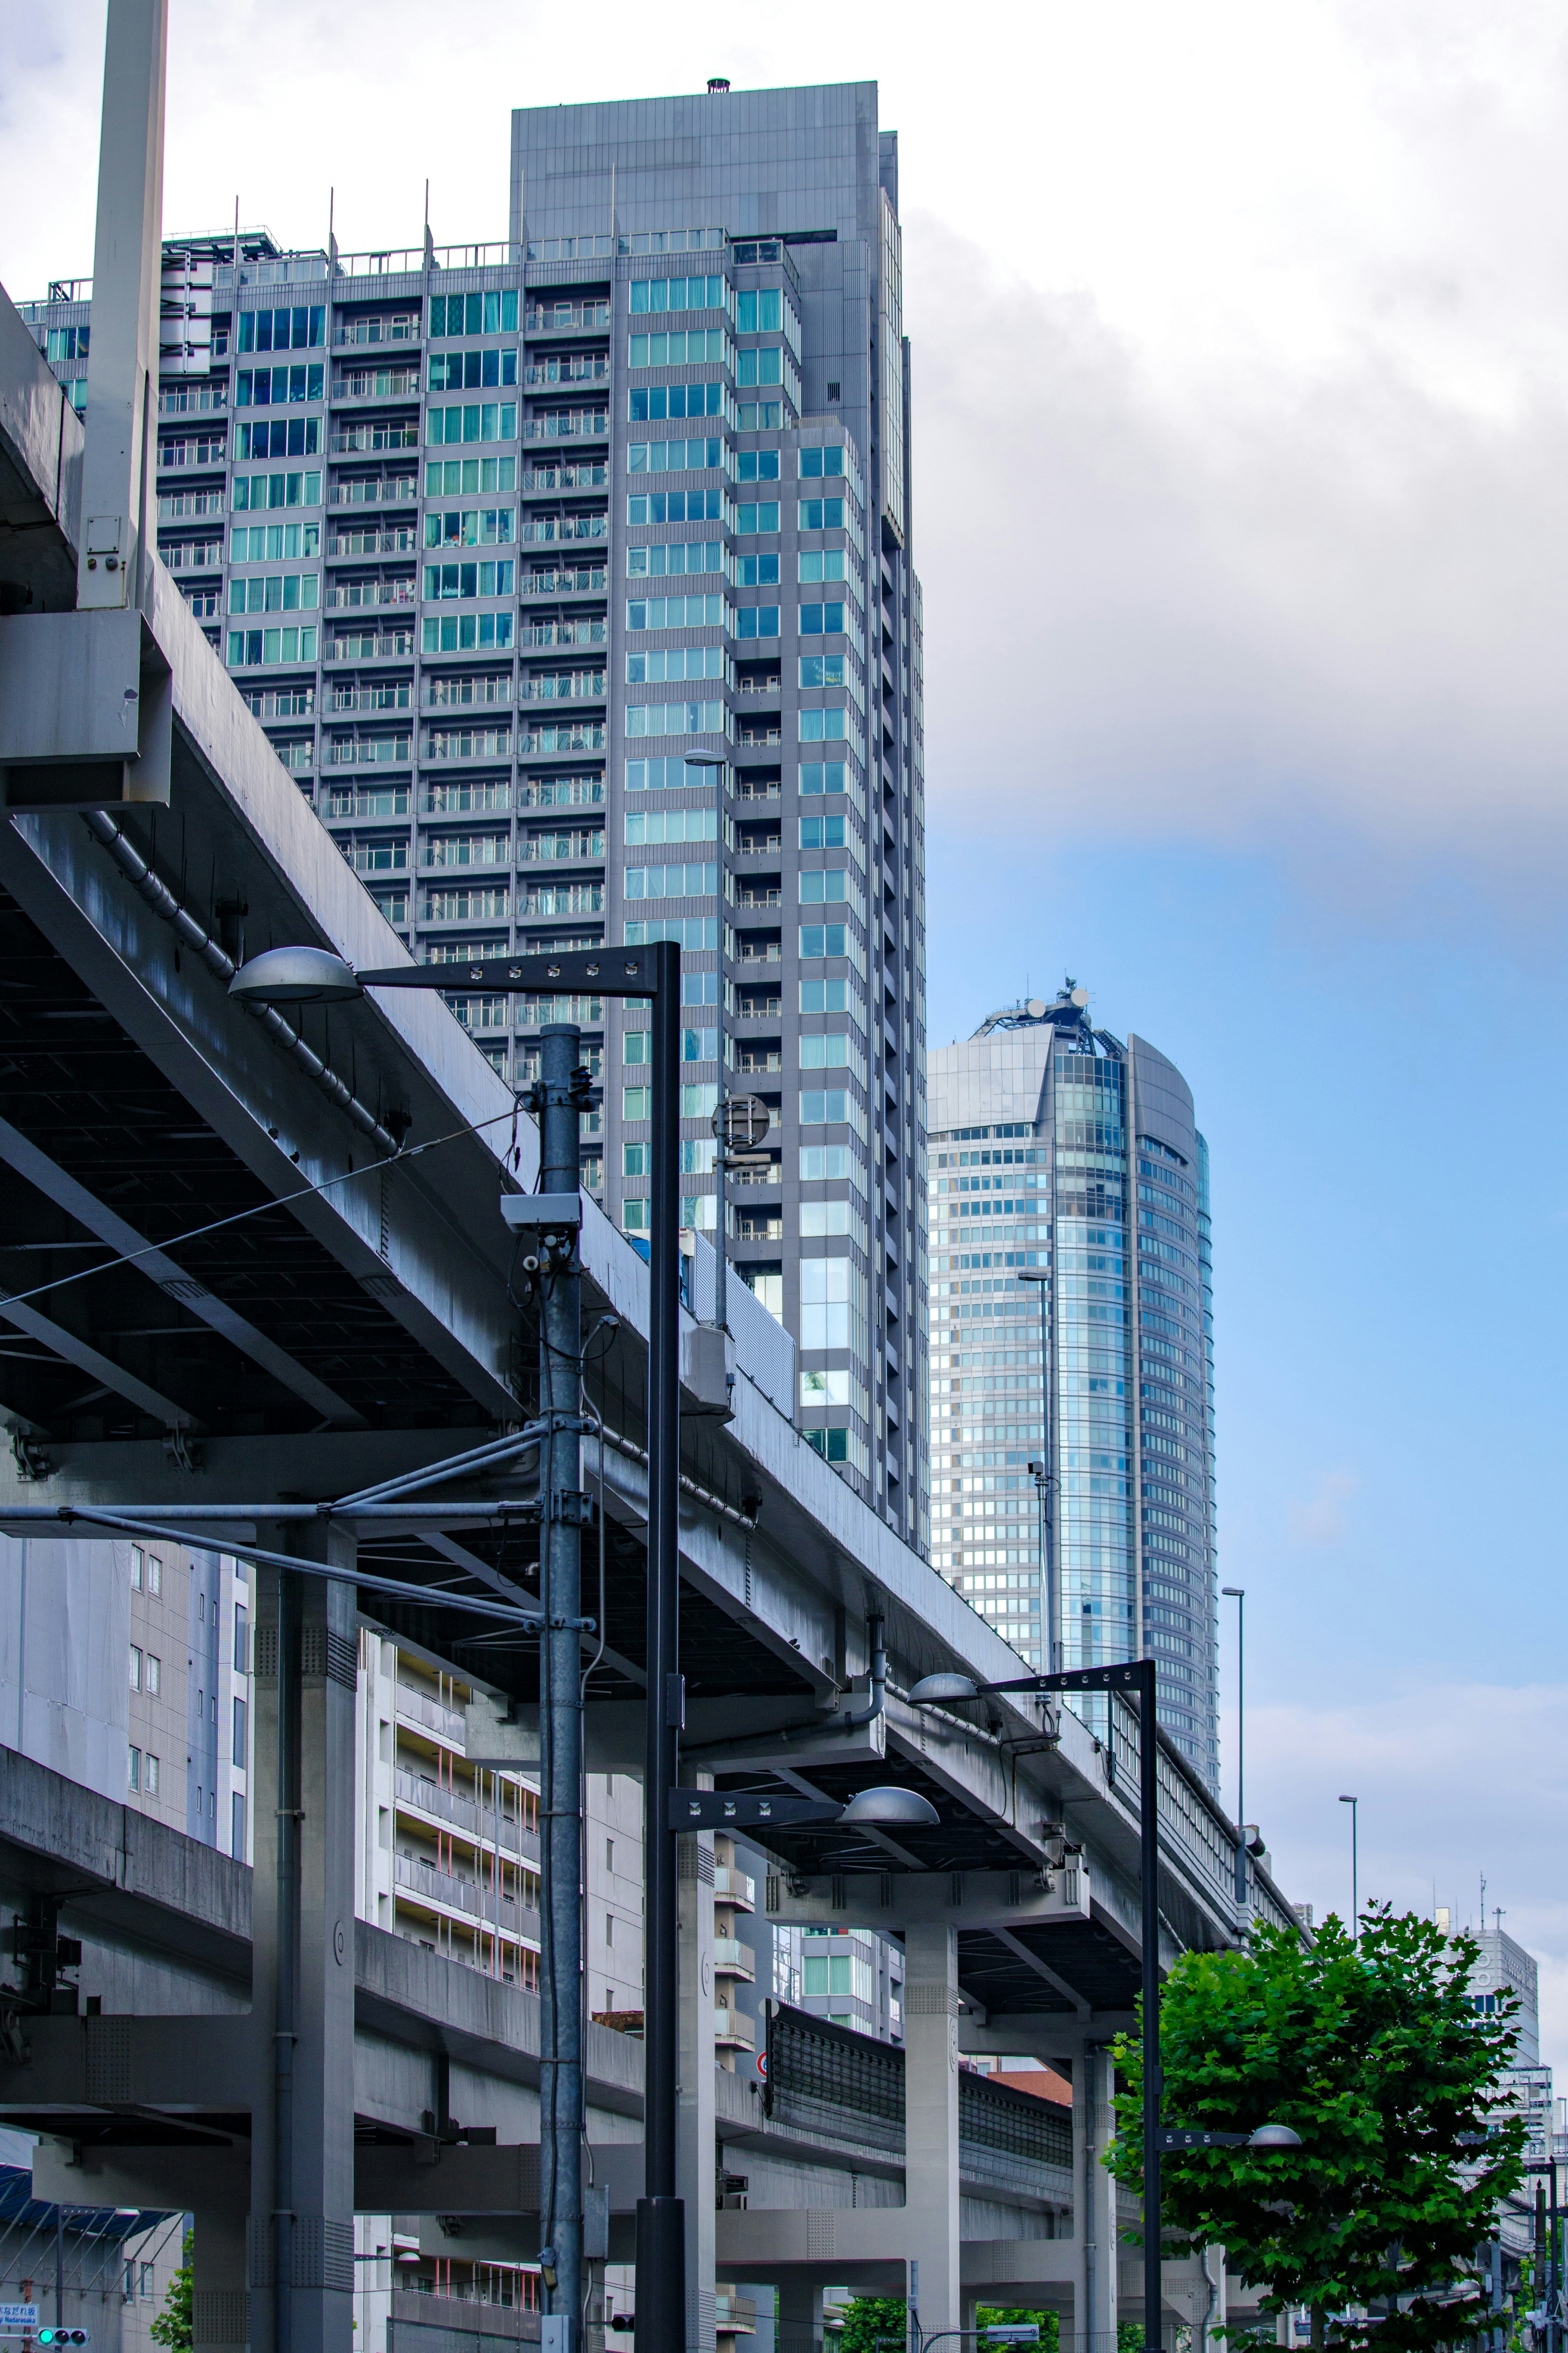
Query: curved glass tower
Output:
[[926, 986, 1218, 1786]]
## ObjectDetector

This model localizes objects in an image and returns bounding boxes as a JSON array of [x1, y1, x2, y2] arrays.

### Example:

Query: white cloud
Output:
[[1248, 1682, 1568, 2070]]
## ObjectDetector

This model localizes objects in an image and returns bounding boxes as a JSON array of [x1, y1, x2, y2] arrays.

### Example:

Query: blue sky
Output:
[[7, 0, 1568, 2059]]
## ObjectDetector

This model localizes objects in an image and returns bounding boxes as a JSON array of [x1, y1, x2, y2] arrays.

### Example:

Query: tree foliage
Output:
[[149, 2234, 192, 2353], [830, 2295, 910, 2353], [1107, 1909, 1526, 2353]]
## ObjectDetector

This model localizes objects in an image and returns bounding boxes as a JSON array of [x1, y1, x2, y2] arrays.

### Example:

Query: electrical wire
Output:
[[0, 1104, 528, 1317]]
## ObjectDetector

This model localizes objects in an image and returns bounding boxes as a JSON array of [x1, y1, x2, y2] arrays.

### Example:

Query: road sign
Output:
[[713, 1095, 771, 1152], [0, 2311, 38, 2331]]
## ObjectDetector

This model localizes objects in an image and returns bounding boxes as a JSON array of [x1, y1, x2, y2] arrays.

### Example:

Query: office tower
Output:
[[926, 987, 1219, 1784], [22, 76, 928, 1541]]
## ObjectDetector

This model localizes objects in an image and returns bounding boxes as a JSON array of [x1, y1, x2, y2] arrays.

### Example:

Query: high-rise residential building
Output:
[[926, 987, 1219, 1784], [20, 76, 928, 1543]]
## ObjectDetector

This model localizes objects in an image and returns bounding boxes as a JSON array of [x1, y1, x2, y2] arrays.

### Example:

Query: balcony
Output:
[[715, 2295, 758, 2336], [157, 385, 226, 414], [730, 774, 781, 801], [734, 1210, 783, 1240], [330, 422, 419, 454], [522, 565, 607, 595], [334, 315, 420, 348], [519, 673, 605, 703], [329, 685, 411, 714], [271, 740, 314, 773], [324, 580, 417, 610], [728, 1160, 782, 1189], [242, 688, 314, 720], [329, 736, 412, 766], [183, 589, 220, 618], [714, 2005, 755, 2050], [518, 832, 605, 863], [331, 477, 418, 506], [165, 542, 223, 571], [158, 490, 225, 520], [333, 367, 420, 402], [423, 680, 513, 710], [422, 840, 511, 870], [524, 411, 608, 442], [734, 1046, 782, 1074], [736, 723, 782, 749], [713, 1865, 755, 1911], [522, 622, 605, 649], [394, 1679, 466, 1743], [159, 435, 227, 468], [523, 462, 608, 493], [713, 1936, 756, 1982], [521, 721, 605, 755], [523, 357, 610, 387], [733, 938, 782, 965], [421, 729, 514, 762], [325, 630, 416, 662], [393, 1852, 538, 1936], [526, 300, 610, 332], [521, 516, 607, 545], [329, 527, 418, 557], [393, 1765, 537, 1858], [733, 885, 781, 910]]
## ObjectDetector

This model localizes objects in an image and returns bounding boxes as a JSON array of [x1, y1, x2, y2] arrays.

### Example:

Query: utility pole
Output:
[[535, 1020, 590, 2345]]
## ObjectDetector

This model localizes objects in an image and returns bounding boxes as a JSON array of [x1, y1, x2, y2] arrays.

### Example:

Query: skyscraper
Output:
[[20, 77, 928, 1543], [926, 988, 1218, 1784]]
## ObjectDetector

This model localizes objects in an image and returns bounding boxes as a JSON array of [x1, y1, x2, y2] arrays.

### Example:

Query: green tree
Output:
[[829, 2295, 909, 2353], [149, 2234, 192, 2353], [1106, 1909, 1526, 2353]]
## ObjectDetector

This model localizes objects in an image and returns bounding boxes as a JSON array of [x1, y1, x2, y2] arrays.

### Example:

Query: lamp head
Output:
[[1339, 1794, 1356, 1805], [229, 946, 362, 1005], [908, 1672, 981, 1706], [1247, 2123, 1303, 2149], [1222, 1585, 1243, 1597], [838, 1785, 940, 1828]]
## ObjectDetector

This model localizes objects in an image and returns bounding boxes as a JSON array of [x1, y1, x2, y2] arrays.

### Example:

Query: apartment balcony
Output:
[[519, 674, 606, 704], [243, 688, 315, 720], [523, 357, 610, 387], [521, 565, 607, 596], [157, 385, 226, 414], [735, 725, 782, 751], [521, 622, 605, 649], [520, 516, 607, 545], [164, 542, 223, 571], [713, 1936, 756, 1983], [733, 885, 781, 911], [392, 1852, 539, 1938], [523, 412, 608, 442], [331, 477, 418, 507], [520, 722, 606, 755], [328, 527, 419, 557], [420, 843, 512, 872], [715, 2295, 758, 2337], [734, 1046, 782, 1074], [329, 685, 411, 714], [325, 630, 417, 662], [158, 490, 225, 520], [732, 936, 782, 964], [714, 2005, 755, 2051], [334, 316, 420, 348], [526, 299, 610, 333], [332, 368, 420, 401], [158, 435, 228, 469], [517, 833, 605, 864], [733, 1210, 783, 1240], [728, 1160, 782, 1190], [328, 736, 412, 765], [393, 1766, 539, 1861], [423, 681, 513, 710], [325, 580, 417, 612], [522, 462, 608, 494], [183, 589, 220, 618], [394, 1679, 466, 1744], [270, 740, 314, 773], [330, 422, 419, 454], [350, 847, 410, 875], [713, 1865, 755, 1911], [421, 729, 514, 762]]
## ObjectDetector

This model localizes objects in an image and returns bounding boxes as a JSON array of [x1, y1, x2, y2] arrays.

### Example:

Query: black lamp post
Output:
[[230, 937, 686, 2353]]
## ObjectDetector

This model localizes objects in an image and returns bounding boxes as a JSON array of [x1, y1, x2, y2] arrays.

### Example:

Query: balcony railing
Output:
[[159, 435, 227, 467], [392, 1851, 535, 1933], [421, 729, 513, 761], [158, 385, 226, 414], [330, 736, 412, 765], [184, 589, 220, 618], [733, 939, 782, 964], [728, 1160, 782, 1187], [330, 424, 419, 453], [423, 680, 512, 709], [158, 490, 224, 520], [521, 516, 607, 544], [334, 316, 420, 348], [325, 581, 417, 610], [521, 722, 606, 754], [331, 477, 418, 506], [517, 832, 605, 863], [736, 723, 783, 747], [271, 741, 314, 772], [329, 685, 411, 713], [392, 1686, 461, 1744], [423, 840, 511, 869], [523, 463, 608, 493], [333, 368, 420, 401], [734, 887, 782, 910], [165, 542, 223, 571], [713, 1866, 755, 1909], [713, 1936, 756, 1981], [526, 300, 610, 331], [393, 1766, 537, 1857], [714, 2006, 755, 2048], [329, 528, 418, 557], [524, 412, 608, 441], [519, 673, 605, 701], [351, 845, 409, 874], [523, 566, 607, 595], [523, 622, 605, 649], [326, 630, 416, 661], [523, 357, 610, 386], [242, 689, 314, 719]]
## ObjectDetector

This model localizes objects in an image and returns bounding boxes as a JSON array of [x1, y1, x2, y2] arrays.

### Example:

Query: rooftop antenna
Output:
[[423, 178, 433, 269]]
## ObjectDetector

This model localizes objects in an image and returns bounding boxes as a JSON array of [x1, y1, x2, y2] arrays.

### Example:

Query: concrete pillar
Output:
[[250, 1537, 358, 2353], [776, 2279, 822, 2353], [903, 1921, 960, 2341], [1071, 2047, 1118, 2353], [678, 1823, 717, 2353], [191, 2206, 249, 2353]]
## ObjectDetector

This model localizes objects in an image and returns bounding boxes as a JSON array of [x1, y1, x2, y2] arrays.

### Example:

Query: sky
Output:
[[5, 0, 1568, 2062]]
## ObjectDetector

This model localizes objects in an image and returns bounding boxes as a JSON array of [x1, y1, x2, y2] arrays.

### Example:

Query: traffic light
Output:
[[38, 2327, 89, 2343]]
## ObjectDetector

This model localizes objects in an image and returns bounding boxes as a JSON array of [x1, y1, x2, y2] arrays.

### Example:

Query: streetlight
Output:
[[1221, 1586, 1244, 1902], [1016, 1267, 1056, 1675], [670, 1785, 940, 1833], [1339, 1795, 1359, 1944], [909, 1658, 1163, 2353], [230, 937, 686, 2353]]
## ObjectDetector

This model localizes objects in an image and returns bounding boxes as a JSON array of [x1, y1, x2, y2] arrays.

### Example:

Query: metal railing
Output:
[[158, 386, 226, 413], [333, 369, 420, 401], [165, 542, 223, 570], [326, 631, 417, 660], [329, 529, 419, 556], [328, 736, 412, 764], [523, 622, 605, 648], [524, 413, 608, 441], [421, 729, 514, 760], [324, 582, 417, 610], [524, 357, 610, 386], [393, 1767, 536, 1856], [521, 515, 607, 543], [332, 477, 418, 505], [523, 566, 607, 593], [526, 301, 610, 331], [393, 1852, 533, 1932], [330, 424, 419, 453], [334, 317, 419, 347], [329, 687, 411, 713], [523, 463, 608, 492], [519, 674, 605, 701], [424, 679, 512, 709]]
